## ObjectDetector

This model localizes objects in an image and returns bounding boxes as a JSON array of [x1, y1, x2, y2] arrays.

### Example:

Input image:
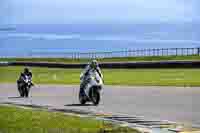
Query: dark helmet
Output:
[[90, 60, 98, 68], [24, 67, 29, 73]]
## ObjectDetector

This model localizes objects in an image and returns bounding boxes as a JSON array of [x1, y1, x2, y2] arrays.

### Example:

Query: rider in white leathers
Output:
[[80, 60, 103, 95]]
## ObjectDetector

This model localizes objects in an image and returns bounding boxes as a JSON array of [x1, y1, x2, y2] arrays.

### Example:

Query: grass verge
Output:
[[1, 55, 200, 63], [0, 105, 137, 133], [1, 66, 200, 86]]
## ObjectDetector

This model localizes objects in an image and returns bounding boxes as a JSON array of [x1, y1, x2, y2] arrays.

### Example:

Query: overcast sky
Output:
[[0, 0, 199, 24]]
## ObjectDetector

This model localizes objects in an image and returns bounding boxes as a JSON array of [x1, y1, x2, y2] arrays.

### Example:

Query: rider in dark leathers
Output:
[[17, 68, 33, 90]]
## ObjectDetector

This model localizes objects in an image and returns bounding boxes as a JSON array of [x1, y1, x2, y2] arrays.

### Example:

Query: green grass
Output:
[[1, 66, 200, 86], [0, 105, 136, 133], [99, 55, 200, 62], [1, 55, 200, 63]]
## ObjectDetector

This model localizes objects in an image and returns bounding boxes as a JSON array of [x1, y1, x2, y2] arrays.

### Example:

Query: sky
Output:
[[0, 0, 200, 24]]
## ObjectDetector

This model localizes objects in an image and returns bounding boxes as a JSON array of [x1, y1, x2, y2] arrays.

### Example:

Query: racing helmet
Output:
[[90, 60, 98, 68], [24, 67, 29, 73]]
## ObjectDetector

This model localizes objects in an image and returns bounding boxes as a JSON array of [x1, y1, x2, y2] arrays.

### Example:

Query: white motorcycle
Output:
[[79, 70, 103, 105]]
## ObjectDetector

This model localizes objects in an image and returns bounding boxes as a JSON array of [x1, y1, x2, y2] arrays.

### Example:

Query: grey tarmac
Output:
[[0, 84, 200, 126]]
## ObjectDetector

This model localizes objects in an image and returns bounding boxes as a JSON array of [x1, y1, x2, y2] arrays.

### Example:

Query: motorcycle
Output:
[[18, 75, 33, 97], [79, 70, 103, 105]]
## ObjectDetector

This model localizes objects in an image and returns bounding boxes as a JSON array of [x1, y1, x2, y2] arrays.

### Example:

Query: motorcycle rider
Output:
[[80, 60, 103, 95], [17, 68, 33, 89], [23, 68, 32, 78]]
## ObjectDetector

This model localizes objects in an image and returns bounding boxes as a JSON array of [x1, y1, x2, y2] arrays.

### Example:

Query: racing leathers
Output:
[[17, 71, 33, 90], [80, 64, 103, 95]]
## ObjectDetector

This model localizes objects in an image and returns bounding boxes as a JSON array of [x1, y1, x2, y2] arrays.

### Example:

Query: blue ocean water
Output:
[[0, 23, 199, 57]]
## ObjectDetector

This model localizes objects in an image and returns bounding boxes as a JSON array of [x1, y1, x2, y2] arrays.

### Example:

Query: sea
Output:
[[0, 23, 199, 57]]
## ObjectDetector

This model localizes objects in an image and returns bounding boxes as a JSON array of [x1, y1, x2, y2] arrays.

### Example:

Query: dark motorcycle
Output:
[[18, 75, 33, 97]]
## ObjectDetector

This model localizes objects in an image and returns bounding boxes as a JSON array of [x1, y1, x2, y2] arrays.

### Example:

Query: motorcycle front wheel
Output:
[[91, 90, 100, 106], [79, 91, 86, 105]]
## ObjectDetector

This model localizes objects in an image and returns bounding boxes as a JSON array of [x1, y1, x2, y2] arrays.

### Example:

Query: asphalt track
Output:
[[0, 84, 200, 126]]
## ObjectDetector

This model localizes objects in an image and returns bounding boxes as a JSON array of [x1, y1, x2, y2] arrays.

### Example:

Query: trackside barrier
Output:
[[4, 61, 200, 69], [29, 47, 200, 59], [0, 62, 9, 66]]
